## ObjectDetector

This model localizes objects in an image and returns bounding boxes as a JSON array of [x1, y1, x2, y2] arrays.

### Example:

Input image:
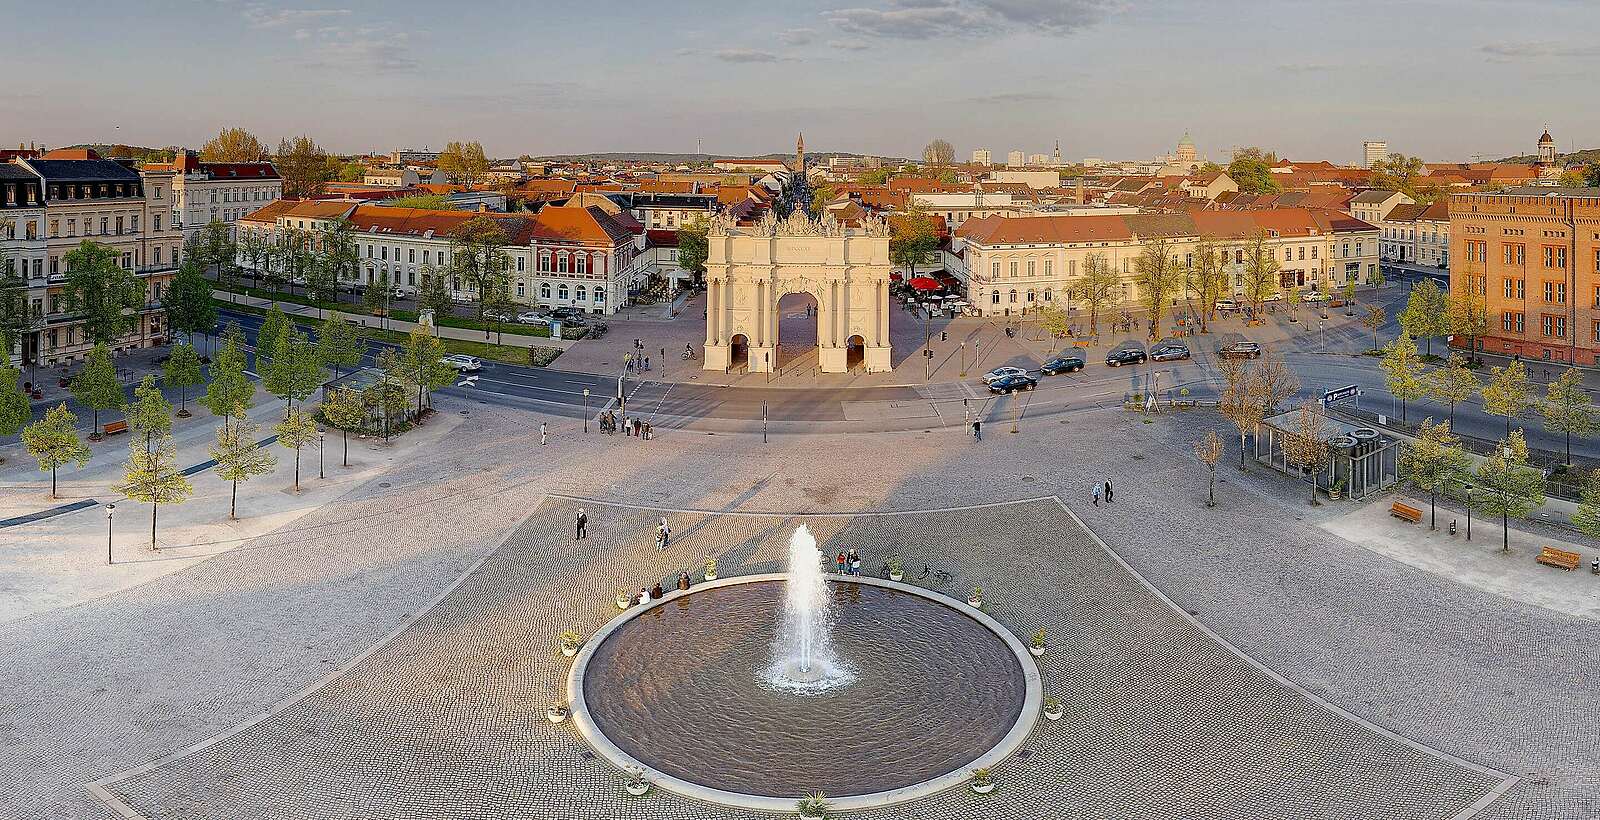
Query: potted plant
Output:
[[1029, 628, 1046, 657], [559, 630, 582, 658], [970, 767, 995, 794], [704, 556, 718, 581], [624, 768, 650, 796], [1042, 696, 1064, 720], [1329, 478, 1345, 500], [545, 705, 569, 724], [967, 587, 983, 609], [887, 556, 903, 582], [615, 590, 632, 610], [797, 792, 828, 819]]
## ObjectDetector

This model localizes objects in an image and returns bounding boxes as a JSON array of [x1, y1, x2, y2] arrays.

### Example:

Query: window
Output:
[[594, 288, 605, 304], [1298, 247, 1306, 260], [516, 281, 525, 298], [408, 248, 415, 263], [990, 262, 999, 278], [1502, 312, 1524, 333], [1008, 289, 1018, 303], [1042, 289, 1052, 301], [558, 284, 569, 300], [576, 255, 587, 275], [49, 219, 59, 237], [381, 246, 388, 261], [116, 216, 124, 234], [1026, 290, 1036, 302], [1043, 260, 1052, 276], [576, 285, 587, 301], [1542, 315, 1567, 338], [1544, 282, 1566, 304], [558, 254, 568, 274], [153, 215, 161, 231], [516, 256, 525, 272], [991, 291, 1000, 304], [539, 252, 551, 272], [540, 282, 551, 299], [1009, 261, 1018, 278], [1310, 246, 1317, 259], [1026, 260, 1035, 277]]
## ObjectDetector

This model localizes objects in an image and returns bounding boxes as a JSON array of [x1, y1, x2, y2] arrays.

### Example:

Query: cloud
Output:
[[778, 28, 816, 45], [712, 48, 785, 63], [825, 0, 1114, 40], [241, 6, 351, 28], [296, 25, 420, 73], [828, 39, 873, 50], [1277, 62, 1333, 73], [1480, 41, 1600, 59], [966, 91, 1062, 104]]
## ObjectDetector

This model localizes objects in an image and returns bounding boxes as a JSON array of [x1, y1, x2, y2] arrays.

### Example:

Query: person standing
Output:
[[836, 550, 848, 574], [576, 508, 588, 539], [972, 419, 982, 441], [1092, 485, 1102, 507], [1104, 479, 1114, 503], [658, 518, 671, 550], [847, 548, 861, 576], [540, 421, 548, 446]]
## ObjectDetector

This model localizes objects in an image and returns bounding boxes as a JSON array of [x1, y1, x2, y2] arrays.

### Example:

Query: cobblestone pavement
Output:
[[3, 398, 1595, 818], [101, 498, 1503, 819]]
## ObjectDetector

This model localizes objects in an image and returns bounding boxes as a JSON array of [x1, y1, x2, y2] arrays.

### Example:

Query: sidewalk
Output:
[[213, 290, 576, 351]]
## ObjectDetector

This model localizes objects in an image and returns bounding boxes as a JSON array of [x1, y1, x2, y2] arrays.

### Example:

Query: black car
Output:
[[987, 373, 1038, 394], [1219, 341, 1262, 359], [1149, 343, 1190, 362], [1105, 348, 1147, 367], [1041, 354, 1085, 375]]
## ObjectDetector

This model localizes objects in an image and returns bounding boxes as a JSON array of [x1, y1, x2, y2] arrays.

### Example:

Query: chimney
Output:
[[1075, 177, 1085, 205]]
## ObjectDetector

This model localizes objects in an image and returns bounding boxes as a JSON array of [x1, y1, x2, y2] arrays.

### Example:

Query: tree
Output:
[[256, 304, 291, 365], [319, 386, 367, 467], [922, 139, 955, 166], [162, 260, 218, 347], [71, 343, 125, 438], [1369, 267, 1386, 291], [1540, 367, 1597, 466], [1399, 418, 1473, 529], [1379, 332, 1424, 423], [237, 229, 273, 290], [419, 264, 454, 318], [263, 329, 325, 413], [211, 414, 275, 520], [386, 194, 454, 210], [1362, 305, 1386, 352], [1194, 430, 1223, 507], [162, 342, 204, 418], [1132, 237, 1182, 339], [1341, 278, 1357, 309], [315, 316, 366, 380], [63, 241, 145, 346], [369, 348, 412, 440], [1558, 169, 1587, 188], [1227, 147, 1282, 195], [1573, 469, 1600, 541], [1036, 304, 1071, 341], [1445, 291, 1488, 364], [447, 216, 509, 336], [274, 406, 319, 492], [116, 432, 192, 549], [1481, 360, 1534, 437], [0, 233, 31, 365], [889, 206, 938, 281], [23, 403, 90, 498], [275, 136, 332, 199], [1397, 279, 1448, 357], [0, 365, 32, 452], [1254, 358, 1300, 415], [437, 141, 490, 186], [1188, 235, 1226, 331], [1283, 400, 1330, 504], [200, 127, 267, 162], [363, 269, 391, 317], [1078, 251, 1117, 337], [857, 168, 893, 186], [1239, 230, 1280, 321], [1587, 164, 1600, 188], [201, 325, 256, 429], [1284, 285, 1303, 322], [401, 326, 455, 416], [808, 184, 837, 214], [1471, 430, 1545, 554], [1218, 358, 1265, 468], [1368, 153, 1430, 200], [192, 219, 237, 276], [676, 220, 709, 282], [1424, 354, 1477, 427], [124, 375, 173, 455]]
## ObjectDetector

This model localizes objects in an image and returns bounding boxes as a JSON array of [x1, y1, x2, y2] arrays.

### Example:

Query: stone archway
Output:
[[703, 211, 893, 374]]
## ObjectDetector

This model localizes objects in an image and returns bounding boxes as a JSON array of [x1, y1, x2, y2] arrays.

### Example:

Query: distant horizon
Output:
[[3, 1, 1594, 165]]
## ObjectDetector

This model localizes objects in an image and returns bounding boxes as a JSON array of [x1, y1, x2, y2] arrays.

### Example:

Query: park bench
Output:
[[1535, 546, 1582, 571], [102, 420, 129, 436], [1389, 501, 1423, 524]]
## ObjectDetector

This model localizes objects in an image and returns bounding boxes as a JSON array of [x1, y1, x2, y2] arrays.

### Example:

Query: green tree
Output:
[[274, 406, 319, 492], [0, 235, 31, 364], [1397, 279, 1449, 357], [71, 343, 125, 437], [201, 326, 256, 429], [1424, 354, 1477, 427], [1283, 400, 1330, 504], [63, 241, 146, 346], [857, 168, 893, 186], [437, 140, 490, 185], [1133, 236, 1183, 339], [0, 365, 32, 448], [1239, 230, 1280, 320], [237, 229, 273, 292], [1572, 469, 1600, 540], [319, 386, 367, 466], [1078, 251, 1118, 337], [1379, 332, 1424, 423], [1362, 305, 1386, 352], [315, 218, 359, 304], [1227, 147, 1282, 195], [1399, 418, 1473, 529], [889, 206, 939, 281], [200, 127, 267, 162], [363, 268, 390, 315], [419, 264, 454, 318], [447, 216, 510, 337], [124, 375, 173, 454], [315, 315, 366, 379], [275, 135, 332, 199], [1540, 367, 1597, 466], [401, 326, 455, 416], [676, 220, 709, 282], [163, 341, 204, 417], [192, 219, 237, 277], [1471, 430, 1546, 554], [211, 414, 275, 519], [1341, 278, 1357, 309], [1036, 304, 1071, 341], [1446, 290, 1488, 363], [263, 329, 325, 413], [336, 160, 367, 183], [368, 348, 412, 441], [22, 403, 90, 497], [1187, 235, 1226, 330], [162, 260, 218, 347], [257, 304, 291, 365], [116, 432, 192, 549], [1481, 360, 1534, 437], [808, 184, 837, 214]]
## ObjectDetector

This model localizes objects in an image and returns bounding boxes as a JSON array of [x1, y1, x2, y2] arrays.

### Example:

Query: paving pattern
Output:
[[100, 498, 1506, 819]]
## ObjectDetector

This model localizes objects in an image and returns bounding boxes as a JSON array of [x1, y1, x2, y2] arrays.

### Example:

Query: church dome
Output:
[[1178, 131, 1195, 148], [1539, 129, 1554, 144]]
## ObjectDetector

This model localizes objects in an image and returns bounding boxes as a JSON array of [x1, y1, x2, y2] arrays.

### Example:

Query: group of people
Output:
[[654, 518, 672, 551], [834, 548, 863, 576], [1092, 479, 1116, 506], [598, 410, 654, 439], [629, 571, 694, 607]]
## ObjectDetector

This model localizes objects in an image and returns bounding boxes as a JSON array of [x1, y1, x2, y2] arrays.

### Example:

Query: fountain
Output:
[[767, 525, 851, 692]]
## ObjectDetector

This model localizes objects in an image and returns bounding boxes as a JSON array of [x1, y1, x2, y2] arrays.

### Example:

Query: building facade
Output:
[[953, 209, 1379, 318], [0, 164, 46, 365], [140, 151, 282, 240], [972, 149, 992, 167], [1363, 141, 1389, 169], [1448, 188, 1600, 365]]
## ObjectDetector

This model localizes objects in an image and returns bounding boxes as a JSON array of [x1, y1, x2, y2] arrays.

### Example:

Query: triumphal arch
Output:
[[703, 210, 892, 374]]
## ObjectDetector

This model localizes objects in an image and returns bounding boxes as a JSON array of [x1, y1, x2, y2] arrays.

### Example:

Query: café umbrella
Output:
[[908, 276, 941, 292]]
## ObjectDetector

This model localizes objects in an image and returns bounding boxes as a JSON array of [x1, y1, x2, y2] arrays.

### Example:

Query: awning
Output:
[[909, 276, 941, 291]]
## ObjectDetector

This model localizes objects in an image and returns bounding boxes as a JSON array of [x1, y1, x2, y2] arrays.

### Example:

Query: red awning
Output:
[[909, 276, 941, 291], [889, 272, 903, 281]]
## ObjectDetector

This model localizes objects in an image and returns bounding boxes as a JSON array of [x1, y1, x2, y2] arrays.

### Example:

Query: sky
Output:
[[2, 0, 1596, 165]]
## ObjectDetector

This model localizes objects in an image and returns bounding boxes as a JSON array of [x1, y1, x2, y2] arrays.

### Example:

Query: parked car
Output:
[[1302, 291, 1329, 303], [439, 354, 482, 372], [517, 311, 551, 325], [987, 373, 1037, 394], [982, 366, 1029, 384], [1040, 354, 1084, 375], [1262, 292, 1284, 303], [1149, 342, 1190, 362], [392, 285, 416, 299], [1105, 347, 1148, 367], [483, 309, 514, 322], [1219, 341, 1262, 359], [1214, 298, 1239, 311]]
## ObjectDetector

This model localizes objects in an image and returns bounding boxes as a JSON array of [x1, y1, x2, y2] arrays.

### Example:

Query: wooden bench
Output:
[[102, 419, 129, 436], [1536, 546, 1582, 571], [1389, 501, 1423, 524]]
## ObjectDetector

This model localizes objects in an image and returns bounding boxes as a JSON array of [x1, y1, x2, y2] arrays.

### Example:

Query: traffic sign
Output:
[[1321, 384, 1360, 405]]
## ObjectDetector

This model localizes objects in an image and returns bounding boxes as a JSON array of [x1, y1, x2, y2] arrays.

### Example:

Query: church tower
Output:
[[1537, 128, 1556, 165], [795, 132, 806, 174], [1053, 140, 1062, 166]]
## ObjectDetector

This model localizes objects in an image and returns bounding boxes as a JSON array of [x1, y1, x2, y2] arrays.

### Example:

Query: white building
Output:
[[971, 149, 992, 167], [1006, 150, 1025, 168], [139, 151, 282, 240], [1363, 141, 1388, 169]]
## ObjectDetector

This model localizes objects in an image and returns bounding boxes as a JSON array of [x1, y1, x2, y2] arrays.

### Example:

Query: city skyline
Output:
[[3, 0, 1596, 163]]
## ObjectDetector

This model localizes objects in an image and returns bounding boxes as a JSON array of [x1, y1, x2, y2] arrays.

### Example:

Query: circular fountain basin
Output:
[[567, 574, 1040, 812]]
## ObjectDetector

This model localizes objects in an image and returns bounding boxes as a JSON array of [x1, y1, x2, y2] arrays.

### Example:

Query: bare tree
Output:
[[1283, 401, 1330, 505], [1254, 358, 1301, 415], [1194, 430, 1223, 507], [1218, 358, 1265, 468], [922, 139, 955, 166]]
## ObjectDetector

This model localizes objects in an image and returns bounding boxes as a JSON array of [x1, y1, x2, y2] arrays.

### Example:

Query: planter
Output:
[[889, 571, 903, 582], [615, 593, 631, 610], [800, 813, 825, 820], [561, 645, 578, 658], [1329, 490, 1342, 500], [1043, 707, 1063, 721], [971, 782, 995, 795], [704, 571, 717, 582], [1029, 646, 1045, 657], [967, 598, 983, 609], [545, 706, 568, 724], [176, 409, 192, 418], [624, 780, 650, 797]]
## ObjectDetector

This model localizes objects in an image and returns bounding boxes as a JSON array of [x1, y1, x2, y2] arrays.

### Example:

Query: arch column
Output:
[[864, 277, 891, 373], [703, 276, 732, 371], [818, 280, 846, 372], [750, 279, 776, 373]]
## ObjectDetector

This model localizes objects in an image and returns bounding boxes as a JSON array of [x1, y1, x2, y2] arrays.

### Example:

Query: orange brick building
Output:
[[1448, 188, 1600, 365]]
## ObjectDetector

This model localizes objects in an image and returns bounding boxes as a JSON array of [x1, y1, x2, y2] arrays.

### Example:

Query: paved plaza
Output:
[[1, 396, 1596, 819]]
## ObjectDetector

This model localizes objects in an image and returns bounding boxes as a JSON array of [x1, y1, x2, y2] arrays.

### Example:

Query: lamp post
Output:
[[105, 503, 115, 565], [583, 388, 590, 433], [317, 429, 326, 479], [959, 340, 967, 377], [762, 400, 768, 444], [1463, 483, 1473, 542]]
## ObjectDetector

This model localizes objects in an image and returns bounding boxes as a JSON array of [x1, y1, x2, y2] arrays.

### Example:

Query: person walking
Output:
[[1104, 479, 1114, 504], [540, 421, 548, 446], [644, 355, 650, 372], [658, 518, 671, 550], [576, 508, 588, 539], [972, 419, 982, 441], [1092, 485, 1102, 507]]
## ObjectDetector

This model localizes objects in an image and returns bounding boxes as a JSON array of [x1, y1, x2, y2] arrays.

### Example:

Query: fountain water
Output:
[[767, 525, 852, 692]]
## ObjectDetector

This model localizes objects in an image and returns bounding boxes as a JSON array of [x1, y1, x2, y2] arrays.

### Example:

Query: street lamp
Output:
[[762, 400, 768, 444], [583, 388, 591, 433], [1463, 483, 1473, 542], [105, 503, 115, 565], [317, 429, 325, 479], [959, 340, 967, 377]]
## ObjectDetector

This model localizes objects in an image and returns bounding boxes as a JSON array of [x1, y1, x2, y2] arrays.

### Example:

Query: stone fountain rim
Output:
[[566, 572, 1043, 813]]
